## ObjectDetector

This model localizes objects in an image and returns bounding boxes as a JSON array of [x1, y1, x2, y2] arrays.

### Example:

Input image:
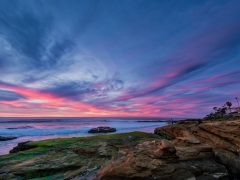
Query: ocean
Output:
[[0, 117, 168, 155]]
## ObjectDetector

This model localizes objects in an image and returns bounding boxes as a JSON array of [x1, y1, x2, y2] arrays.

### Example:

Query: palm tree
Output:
[[226, 101, 232, 113]]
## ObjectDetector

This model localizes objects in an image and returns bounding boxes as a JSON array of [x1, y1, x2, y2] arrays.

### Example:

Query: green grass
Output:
[[0, 131, 159, 179]]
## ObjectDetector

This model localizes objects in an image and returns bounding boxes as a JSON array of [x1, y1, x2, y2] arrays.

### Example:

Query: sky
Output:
[[0, 0, 240, 118]]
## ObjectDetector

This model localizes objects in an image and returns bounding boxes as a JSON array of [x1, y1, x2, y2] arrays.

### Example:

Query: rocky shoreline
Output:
[[0, 119, 239, 179]]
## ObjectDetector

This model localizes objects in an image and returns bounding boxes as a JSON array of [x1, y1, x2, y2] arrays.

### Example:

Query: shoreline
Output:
[[0, 118, 213, 156], [0, 125, 166, 156]]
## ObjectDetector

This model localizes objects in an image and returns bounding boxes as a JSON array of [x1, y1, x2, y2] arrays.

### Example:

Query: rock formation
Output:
[[10, 141, 37, 153], [88, 127, 117, 133], [97, 119, 240, 179], [0, 136, 17, 141]]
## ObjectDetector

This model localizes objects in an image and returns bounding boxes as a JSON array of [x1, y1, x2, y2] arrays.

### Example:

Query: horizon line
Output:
[[0, 116, 194, 120]]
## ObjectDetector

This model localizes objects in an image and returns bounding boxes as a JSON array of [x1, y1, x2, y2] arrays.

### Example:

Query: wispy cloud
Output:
[[0, 0, 240, 117]]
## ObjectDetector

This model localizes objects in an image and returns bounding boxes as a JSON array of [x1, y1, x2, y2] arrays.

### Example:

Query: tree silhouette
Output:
[[226, 101, 232, 113], [236, 97, 240, 111], [213, 107, 218, 112]]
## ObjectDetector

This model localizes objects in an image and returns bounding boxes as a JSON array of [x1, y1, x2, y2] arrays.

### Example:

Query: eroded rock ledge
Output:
[[97, 119, 240, 179]]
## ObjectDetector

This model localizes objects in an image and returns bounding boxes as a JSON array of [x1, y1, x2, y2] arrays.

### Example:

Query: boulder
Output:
[[88, 127, 116, 133], [0, 136, 17, 141]]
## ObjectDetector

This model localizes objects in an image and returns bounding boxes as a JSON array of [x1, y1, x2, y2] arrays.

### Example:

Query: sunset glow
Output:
[[0, 0, 240, 118]]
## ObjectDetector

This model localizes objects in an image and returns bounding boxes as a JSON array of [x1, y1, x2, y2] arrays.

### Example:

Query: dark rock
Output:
[[7, 126, 33, 130], [88, 127, 116, 133], [10, 141, 37, 153], [0, 136, 17, 141], [214, 149, 240, 179]]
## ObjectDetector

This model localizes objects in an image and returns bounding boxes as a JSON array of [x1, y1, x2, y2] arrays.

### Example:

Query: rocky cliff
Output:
[[97, 119, 240, 180]]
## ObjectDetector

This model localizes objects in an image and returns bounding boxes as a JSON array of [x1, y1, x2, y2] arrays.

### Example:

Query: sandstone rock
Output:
[[97, 119, 240, 179], [97, 139, 228, 180], [135, 139, 177, 159], [154, 119, 240, 179], [176, 144, 213, 160]]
